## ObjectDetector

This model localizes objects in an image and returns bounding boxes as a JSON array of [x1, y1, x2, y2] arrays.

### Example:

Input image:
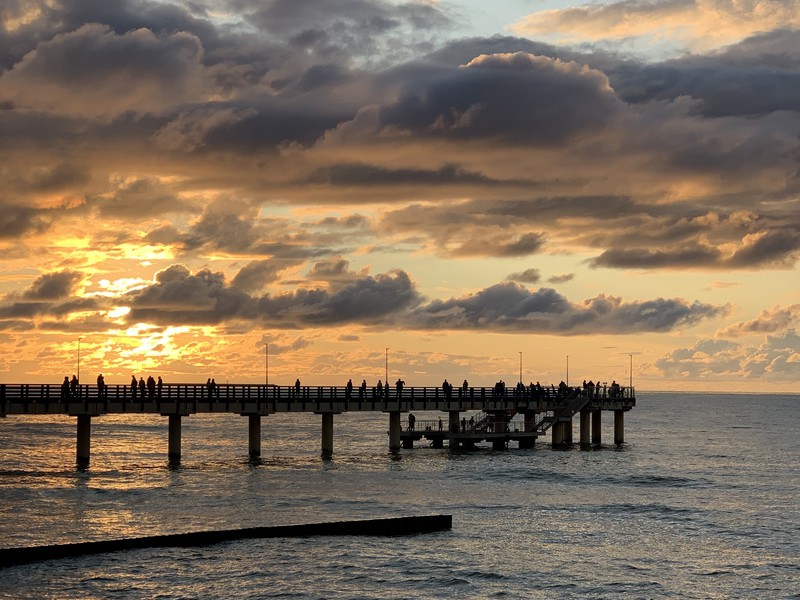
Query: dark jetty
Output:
[[0, 514, 452, 567]]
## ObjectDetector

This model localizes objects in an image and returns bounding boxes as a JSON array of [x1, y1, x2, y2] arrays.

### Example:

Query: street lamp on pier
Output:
[[566, 355, 569, 386], [265, 343, 269, 386], [519, 351, 523, 384], [77, 337, 82, 383], [385, 347, 389, 384]]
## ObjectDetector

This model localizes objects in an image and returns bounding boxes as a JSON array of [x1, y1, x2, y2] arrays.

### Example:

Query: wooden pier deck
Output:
[[0, 382, 635, 466]]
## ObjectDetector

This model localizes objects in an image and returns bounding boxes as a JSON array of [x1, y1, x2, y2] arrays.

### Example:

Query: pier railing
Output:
[[0, 382, 634, 417], [0, 382, 634, 402]]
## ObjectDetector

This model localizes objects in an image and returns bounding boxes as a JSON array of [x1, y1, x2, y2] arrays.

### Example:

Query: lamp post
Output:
[[77, 337, 82, 383], [519, 351, 523, 384], [566, 355, 569, 386], [385, 347, 389, 384], [265, 343, 269, 386], [629, 353, 633, 393]]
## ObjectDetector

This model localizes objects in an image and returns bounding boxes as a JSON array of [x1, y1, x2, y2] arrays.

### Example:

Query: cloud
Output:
[[511, 0, 800, 54], [231, 259, 303, 293], [122, 265, 722, 335], [22, 270, 82, 300], [653, 330, 800, 380], [0, 270, 97, 320], [126, 264, 422, 327], [377, 52, 621, 144], [716, 304, 800, 338], [406, 282, 725, 334], [0, 202, 51, 238], [2, 24, 206, 116], [507, 269, 541, 284]]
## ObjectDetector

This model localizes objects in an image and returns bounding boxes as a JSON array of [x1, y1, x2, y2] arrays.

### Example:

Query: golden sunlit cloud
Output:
[[512, 0, 800, 52]]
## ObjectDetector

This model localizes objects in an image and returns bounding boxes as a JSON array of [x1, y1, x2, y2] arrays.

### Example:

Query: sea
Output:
[[0, 392, 798, 599]]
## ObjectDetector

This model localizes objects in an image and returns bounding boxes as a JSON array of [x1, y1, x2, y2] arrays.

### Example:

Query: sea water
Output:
[[0, 392, 798, 599]]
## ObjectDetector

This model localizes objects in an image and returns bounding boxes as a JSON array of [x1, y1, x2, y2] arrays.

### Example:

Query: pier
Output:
[[0, 382, 635, 467]]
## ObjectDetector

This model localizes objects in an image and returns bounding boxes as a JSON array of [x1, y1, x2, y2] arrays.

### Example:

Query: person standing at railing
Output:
[[359, 380, 366, 399], [408, 412, 415, 431], [157, 376, 163, 398], [61, 376, 70, 399], [138, 377, 146, 398], [376, 380, 383, 398], [70, 375, 79, 398], [294, 378, 301, 399], [346, 379, 353, 399], [97, 374, 106, 399], [131, 375, 137, 399], [395, 378, 405, 398]]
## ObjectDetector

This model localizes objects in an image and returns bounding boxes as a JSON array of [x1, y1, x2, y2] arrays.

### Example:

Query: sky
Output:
[[1, 0, 799, 392]]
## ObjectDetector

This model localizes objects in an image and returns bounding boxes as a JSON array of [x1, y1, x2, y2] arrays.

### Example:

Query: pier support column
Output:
[[614, 410, 625, 446], [492, 411, 507, 450], [168, 414, 181, 464], [449, 411, 460, 433], [321, 413, 334, 458], [551, 421, 564, 447], [389, 411, 401, 452], [564, 418, 573, 445], [592, 410, 602, 445], [248, 415, 261, 459], [520, 410, 536, 449], [76, 415, 91, 469], [580, 409, 591, 447], [448, 411, 460, 449]]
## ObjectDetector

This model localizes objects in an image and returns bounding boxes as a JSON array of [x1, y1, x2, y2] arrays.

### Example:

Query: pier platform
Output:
[[0, 382, 635, 465]]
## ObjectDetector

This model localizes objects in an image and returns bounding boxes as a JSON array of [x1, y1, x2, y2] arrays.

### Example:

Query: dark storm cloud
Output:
[[126, 265, 723, 333], [2, 23, 206, 115], [93, 178, 193, 218], [590, 227, 800, 269], [0, 202, 51, 238], [0, 0, 218, 69], [452, 232, 546, 258], [125, 264, 421, 326], [406, 282, 724, 334], [306, 163, 511, 186], [507, 269, 541, 284], [23, 271, 82, 300], [608, 30, 800, 117], [378, 52, 621, 144], [231, 259, 304, 293], [0, 270, 98, 320]]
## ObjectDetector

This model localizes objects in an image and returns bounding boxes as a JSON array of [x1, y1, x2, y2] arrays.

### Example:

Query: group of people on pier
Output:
[[130, 375, 163, 399]]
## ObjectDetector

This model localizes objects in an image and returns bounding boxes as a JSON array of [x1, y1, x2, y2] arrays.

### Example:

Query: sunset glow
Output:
[[1, 0, 799, 391]]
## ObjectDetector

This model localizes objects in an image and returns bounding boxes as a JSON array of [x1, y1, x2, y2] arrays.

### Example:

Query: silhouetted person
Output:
[[61, 376, 70, 399], [461, 417, 467, 433], [157, 376, 163, 398], [376, 380, 383, 397], [70, 375, 79, 397], [438, 416, 443, 431], [395, 378, 405, 398], [346, 379, 353, 399], [138, 377, 146, 398], [359, 379, 367, 399], [97, 374, 105, 398], [206, 378, 212, 398], [211, 378, 219, 397], [408, 412, 415, 431], [469, 416, 475, 431], [461, 379, 468, 397], [130, 375, 137, 399], [147, 375, 156, 399], [442, 379, 450, 399], [294, 378, 300, 398]]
